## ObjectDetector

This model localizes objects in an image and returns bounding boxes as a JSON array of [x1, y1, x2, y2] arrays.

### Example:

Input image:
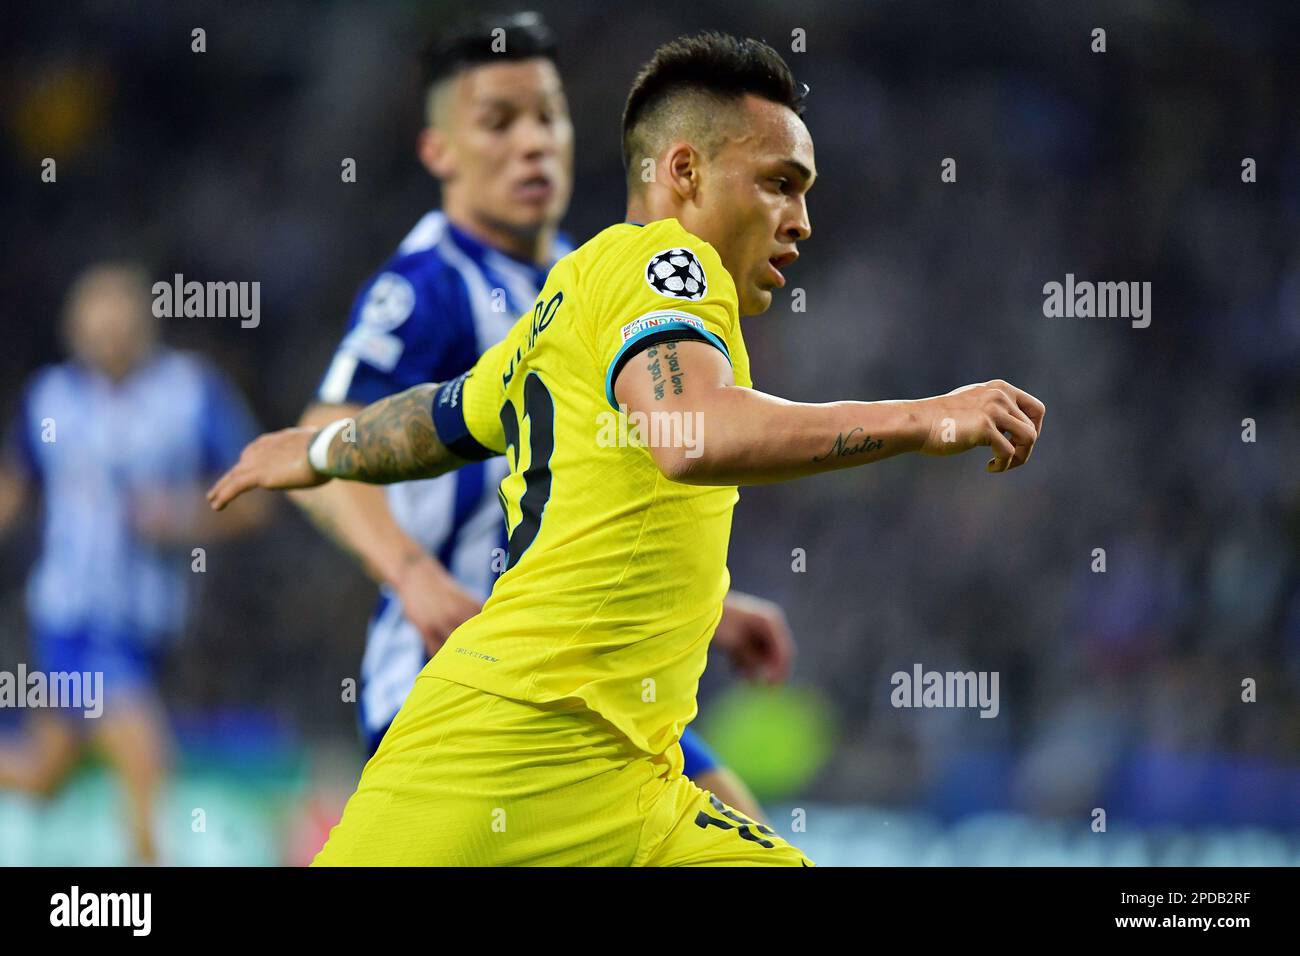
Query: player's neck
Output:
[[624, 197, 688, 234], [80, 344, 158, 385], [444, 209, 554, 267], [624, 200, 655, 227]]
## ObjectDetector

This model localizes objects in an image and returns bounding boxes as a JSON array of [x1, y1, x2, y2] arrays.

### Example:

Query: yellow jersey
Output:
[[428, 218, 752, 756]]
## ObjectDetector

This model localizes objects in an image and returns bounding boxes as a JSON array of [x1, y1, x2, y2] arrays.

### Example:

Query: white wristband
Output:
[[308, 418, 353, 475]]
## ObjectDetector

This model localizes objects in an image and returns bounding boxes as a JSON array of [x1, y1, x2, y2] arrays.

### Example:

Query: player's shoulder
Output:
[[387, 212, 460, 283], [354, 211, 474, 324], [630, 218, 726, 269], [24, 356, 140, 402], [576, 217, 718, 261], [638, 216, 715, 249], [580, 218, 730, 305], [20, 362, 70, 408], [556, 221, 638, 275]]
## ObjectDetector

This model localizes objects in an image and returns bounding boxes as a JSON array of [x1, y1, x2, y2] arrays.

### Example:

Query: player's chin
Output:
[[501, 207, 552, 233], [741, 284, 775, 316], [499, 197, 561, 231]]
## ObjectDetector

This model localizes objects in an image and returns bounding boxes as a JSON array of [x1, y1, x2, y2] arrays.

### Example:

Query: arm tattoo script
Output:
[[646, 341, 687, 401], [811, 427, 885, 464]]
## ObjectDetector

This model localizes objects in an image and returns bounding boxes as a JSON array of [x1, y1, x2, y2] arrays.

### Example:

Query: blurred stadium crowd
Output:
[[2, 0, 1298, 839]]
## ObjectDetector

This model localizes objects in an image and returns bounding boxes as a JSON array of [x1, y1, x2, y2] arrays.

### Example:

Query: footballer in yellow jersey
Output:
[[306, 217, 802, 866], [288, 13, 783, 824], [426, 217, 751, 760], [209, 32, 1045, 866]]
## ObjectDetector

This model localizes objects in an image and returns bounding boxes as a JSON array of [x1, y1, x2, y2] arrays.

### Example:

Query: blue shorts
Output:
[[31, 626, 160, 719], [366, 715, 722, 779]]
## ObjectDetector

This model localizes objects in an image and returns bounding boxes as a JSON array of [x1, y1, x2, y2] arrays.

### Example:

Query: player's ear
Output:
[[418, 126, 456, 181], [664, 143, 701, 201]]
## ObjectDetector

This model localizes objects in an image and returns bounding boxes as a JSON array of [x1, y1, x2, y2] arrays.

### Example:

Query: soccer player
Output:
[[209, 33, 1045, 865], [292, 14, 787, 821], [0, 263, 265, 864]]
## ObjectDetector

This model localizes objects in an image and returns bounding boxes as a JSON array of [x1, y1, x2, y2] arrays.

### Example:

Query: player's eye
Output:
[[768, 177, 790, 192]]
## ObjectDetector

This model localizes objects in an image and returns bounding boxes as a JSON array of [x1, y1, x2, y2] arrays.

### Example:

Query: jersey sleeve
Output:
[[316, 258, 477, 406], [590, 224, 742, 410], [430, 335, 513, 461]]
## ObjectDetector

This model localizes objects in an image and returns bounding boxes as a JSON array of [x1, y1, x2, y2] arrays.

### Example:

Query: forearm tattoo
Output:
[[325, 384, 457, 483]]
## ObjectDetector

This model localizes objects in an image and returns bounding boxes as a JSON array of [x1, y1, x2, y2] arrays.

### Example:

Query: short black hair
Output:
[[419, 11, 558, 93], [621, 32, 806, 170]]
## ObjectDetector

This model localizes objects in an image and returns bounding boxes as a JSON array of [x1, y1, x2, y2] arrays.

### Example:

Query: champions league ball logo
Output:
[[645, 248, 707, 300]]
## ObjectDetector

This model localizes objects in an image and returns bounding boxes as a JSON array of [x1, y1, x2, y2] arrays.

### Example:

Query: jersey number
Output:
[[498, 373, 555, 571], [693, 794, 777, 849]]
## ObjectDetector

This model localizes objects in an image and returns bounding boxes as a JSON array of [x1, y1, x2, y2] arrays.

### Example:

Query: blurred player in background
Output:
[[0, 263, 265, 864], [290, 13, 790, 821]]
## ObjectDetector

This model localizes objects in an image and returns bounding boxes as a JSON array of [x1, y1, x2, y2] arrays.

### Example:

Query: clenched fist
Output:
[[916, 380, 1045, 472]]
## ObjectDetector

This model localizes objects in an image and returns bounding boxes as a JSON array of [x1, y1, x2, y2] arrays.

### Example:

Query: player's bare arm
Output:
[[288, 401, 433, 580], [613, 338, 1044, 486], [327, 383, 458, 482], [0, 465, 30, 539], [287, 400, 482, 652], [208, 383, 466, 510]]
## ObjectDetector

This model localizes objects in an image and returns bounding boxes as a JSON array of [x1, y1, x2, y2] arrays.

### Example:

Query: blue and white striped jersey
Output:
[[316, 210, 571, 743], [10, 349, 257, 640]]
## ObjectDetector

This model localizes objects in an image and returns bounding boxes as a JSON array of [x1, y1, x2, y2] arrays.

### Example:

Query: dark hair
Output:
[[621, 32, 806, 169], [419, 11, 558, 92]]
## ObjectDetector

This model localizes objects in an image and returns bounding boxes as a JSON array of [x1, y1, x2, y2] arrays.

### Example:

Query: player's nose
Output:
[[783, 195, 811, 243], [516, 114, 559, 157]]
